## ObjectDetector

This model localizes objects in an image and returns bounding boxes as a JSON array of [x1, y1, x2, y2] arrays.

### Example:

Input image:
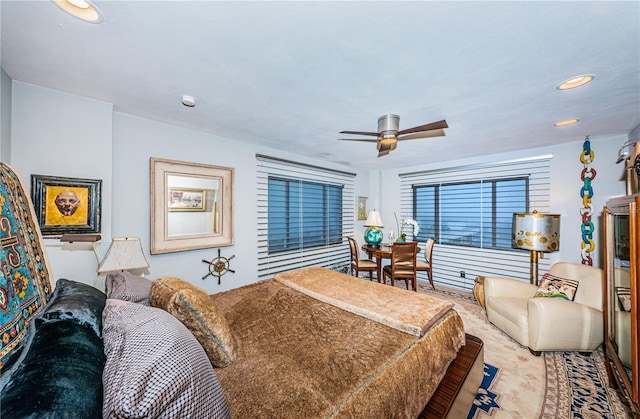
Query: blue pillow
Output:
[[39, 278, 106, 337], [0, 279, 106, 418], [0, 319, 105, 418]]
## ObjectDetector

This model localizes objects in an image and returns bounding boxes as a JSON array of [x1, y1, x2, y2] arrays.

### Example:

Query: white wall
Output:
[[111, 112, 370, 293], [7, 81, 370, 293], [1, 67, 11, 162], [9, 81, 114, 285], [378, 135, 627, 271], [5, 80, 632, 291]]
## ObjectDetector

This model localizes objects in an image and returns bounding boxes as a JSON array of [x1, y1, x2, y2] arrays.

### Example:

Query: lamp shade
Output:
[[512, 212, 560, 252], [94, 237, 149, 274], [364, 210, 384, 228]]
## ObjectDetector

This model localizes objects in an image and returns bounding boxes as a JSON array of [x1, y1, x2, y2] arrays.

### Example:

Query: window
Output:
[[414, 177, 528, 250], [268, 177, 343, 252], [256, 155, 355, 279], [399, 155, 552, 291]]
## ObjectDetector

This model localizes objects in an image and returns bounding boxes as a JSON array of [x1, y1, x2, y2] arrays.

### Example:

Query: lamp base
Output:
[[529, 250, 539, 285], [364, 227, 383, 247]]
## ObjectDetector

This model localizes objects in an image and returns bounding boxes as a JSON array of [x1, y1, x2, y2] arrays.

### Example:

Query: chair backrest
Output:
[[347, 237, 359, 263], [424, 238, 435, 263], [392, 242, 418, 269], [548, 262, 603, 310]]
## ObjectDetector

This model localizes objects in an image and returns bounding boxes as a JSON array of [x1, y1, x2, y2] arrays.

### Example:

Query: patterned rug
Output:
[[412, 282, 632, 418]]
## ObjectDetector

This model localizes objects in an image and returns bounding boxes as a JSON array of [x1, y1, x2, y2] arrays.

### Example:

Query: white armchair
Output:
[[484, 262, 603, 356]]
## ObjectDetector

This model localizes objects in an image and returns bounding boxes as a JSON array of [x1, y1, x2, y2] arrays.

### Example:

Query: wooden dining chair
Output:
[[382, 242, 418, 291], [415, 238, 435, 289], [348, 237, 377, 281]]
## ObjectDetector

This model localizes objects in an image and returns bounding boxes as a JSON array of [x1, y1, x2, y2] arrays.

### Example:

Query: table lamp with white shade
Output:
[[93, 237, 149, 289]]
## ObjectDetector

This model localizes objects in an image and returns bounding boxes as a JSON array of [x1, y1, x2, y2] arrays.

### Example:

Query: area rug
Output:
[[412, 282, 632, 419]]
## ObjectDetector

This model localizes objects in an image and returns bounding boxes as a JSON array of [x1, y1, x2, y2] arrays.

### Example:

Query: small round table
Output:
[[473, 276, 486, 309]]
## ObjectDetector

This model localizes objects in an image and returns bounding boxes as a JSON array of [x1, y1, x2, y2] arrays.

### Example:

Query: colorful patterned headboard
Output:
[[0, 162, 53, 367]]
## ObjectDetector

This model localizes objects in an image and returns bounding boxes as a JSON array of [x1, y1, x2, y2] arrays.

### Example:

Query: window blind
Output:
[[256, 155, 355, 279], [400, 155, 553, 291]]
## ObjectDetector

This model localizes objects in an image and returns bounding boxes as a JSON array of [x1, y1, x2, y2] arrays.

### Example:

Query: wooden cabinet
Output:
[[604, 195, 639, 417]]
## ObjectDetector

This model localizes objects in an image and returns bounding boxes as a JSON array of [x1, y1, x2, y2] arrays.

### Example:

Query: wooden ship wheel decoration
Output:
[[202, 249, 235, 284]]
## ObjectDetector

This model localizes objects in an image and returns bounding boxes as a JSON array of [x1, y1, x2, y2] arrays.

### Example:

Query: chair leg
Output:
[[427, 270, 435, 289]]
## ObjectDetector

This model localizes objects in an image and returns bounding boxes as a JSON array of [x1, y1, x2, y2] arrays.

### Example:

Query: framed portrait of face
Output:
[[31, 174, 102, 236]]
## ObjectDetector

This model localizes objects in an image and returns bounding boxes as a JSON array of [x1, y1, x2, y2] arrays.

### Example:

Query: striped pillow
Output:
[[102, 299, 231, 418], [534, 273, 579, 301]]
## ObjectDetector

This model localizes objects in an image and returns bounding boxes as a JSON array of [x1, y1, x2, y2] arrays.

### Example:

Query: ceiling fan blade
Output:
[[338, 138, 379, 142], [397, 129, 446, 141], [397, 119, 448, 135], [339, 130, 380, 136]]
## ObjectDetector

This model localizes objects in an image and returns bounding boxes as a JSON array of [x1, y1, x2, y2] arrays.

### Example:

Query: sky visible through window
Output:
[[415, 178, 527, 250]]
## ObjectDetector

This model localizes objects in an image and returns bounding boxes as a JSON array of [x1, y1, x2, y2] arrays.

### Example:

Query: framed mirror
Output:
[[150, 157, 234, 254]]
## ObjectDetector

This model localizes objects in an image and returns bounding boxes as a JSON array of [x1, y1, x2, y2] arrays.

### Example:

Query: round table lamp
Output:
[[364, 210, 384, 247]]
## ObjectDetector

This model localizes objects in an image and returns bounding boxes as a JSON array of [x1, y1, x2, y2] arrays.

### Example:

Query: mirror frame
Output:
[[150, 157, 234, 254]]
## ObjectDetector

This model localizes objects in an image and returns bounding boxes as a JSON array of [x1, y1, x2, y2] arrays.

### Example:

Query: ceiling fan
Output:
[[338, 114, 448, 157]]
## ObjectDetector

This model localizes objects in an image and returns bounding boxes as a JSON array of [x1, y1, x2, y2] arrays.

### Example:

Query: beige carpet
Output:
[[410, 281, 632, 418]]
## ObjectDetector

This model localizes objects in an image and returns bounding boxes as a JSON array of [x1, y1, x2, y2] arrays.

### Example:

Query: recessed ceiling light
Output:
[[50, 0, 103, 24], [557, 75, 595, 90], [554, 119, 579, 127]]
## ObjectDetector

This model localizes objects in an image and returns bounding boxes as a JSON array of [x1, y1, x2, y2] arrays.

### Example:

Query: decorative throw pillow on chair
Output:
[[534, 273, 579, 301]]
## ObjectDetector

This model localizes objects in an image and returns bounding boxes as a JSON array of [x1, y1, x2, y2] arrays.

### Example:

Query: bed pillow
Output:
[[105, 271, 152, 306], [150, 276, 236, 367], [0, 319, 105, 418], [102, 299, 231, 418], [38, 278, 106, 338], [533, 273, 579, 301]]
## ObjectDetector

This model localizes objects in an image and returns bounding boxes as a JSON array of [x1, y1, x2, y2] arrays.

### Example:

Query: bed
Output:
[[0, 161, 483, 418]]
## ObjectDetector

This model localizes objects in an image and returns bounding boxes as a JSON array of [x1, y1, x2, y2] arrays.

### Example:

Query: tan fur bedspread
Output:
[[211, 269, 465, 418]]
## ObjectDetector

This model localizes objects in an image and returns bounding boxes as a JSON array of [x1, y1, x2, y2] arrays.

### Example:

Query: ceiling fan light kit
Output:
[[339, 114, 448, 157]]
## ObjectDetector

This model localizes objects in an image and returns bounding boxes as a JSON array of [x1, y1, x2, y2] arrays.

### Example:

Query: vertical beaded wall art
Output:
[[580, 135, 596, 265]]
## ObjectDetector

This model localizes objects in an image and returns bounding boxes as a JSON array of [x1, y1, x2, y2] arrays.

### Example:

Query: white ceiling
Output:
[[2, 1, 639, 170]]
